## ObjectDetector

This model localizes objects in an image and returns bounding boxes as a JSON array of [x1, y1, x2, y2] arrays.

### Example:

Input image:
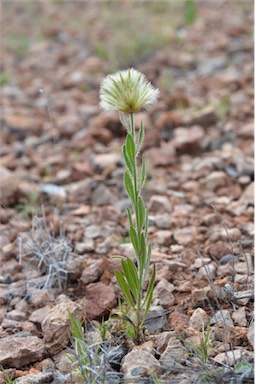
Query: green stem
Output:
[[129, 113, 143, 342]]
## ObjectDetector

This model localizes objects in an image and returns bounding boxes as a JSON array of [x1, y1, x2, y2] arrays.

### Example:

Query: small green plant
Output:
[[14, 191, 40, 218], [0, 367, 14, 384], [100, 68, 159, 343], [68, 311, 123, 383], [185, 323, 212, 364], [184, 0, 197, 26]]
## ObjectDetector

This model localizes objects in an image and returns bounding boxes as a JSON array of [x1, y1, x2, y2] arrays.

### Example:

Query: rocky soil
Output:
[[1, 1, 254, 383]]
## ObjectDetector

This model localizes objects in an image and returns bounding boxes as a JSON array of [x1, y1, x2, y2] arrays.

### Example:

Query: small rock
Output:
[[75, 239, 94, 253], [0, 335, 45, 368], [219, 253, 237, 264], [79, 282, 116, 320], [207, 241, 232, 260], [197, 263, 216, 280], [169, 309, 189, 330], [0, 166, 23, 206], [174, 125, 205, 154], [6, 309, 27, 321], [206, 171, 228, 191], [247, 321, 254, 347], [92, 153, 121, 170], [159, 337, 187, 366], [154, 213, 172, 229], [85, 225, 101, 238], [148, 195, 172, 213], [29, 306, 52, 325], [144, 305, 168, 334], [15, 372, 54, 384], [154, 230, 173, 246], [91, 183, 113, 206], [42, 301, 84, 354], [189, 308, 209, 331], [154, 279, 175, 308], [238, 182, 254, 205], [231, 307, 247, 327], [210, 309, 234, 326], [154, 331, 175, 354], [173, 226, 197, 246], [121, 348, 160, 381], [80, 258, 108, 285], [213, 349, 253, 366]]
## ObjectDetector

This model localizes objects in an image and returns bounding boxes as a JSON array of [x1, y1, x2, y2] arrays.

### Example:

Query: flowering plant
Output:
[[100, 68, 159, 342]]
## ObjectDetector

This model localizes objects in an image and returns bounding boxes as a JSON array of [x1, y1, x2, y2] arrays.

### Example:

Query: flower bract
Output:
[[100, 68, 159, 114]]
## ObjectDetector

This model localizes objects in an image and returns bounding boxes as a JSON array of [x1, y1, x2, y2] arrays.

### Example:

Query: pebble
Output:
[[154, 279, 175, 308], [197, 263, 216, 280], [206, 171, 228, 191], [173, 226, 197, 246], [121, 348, 160, 381], [213, 349, 253, 366], [148, 195, 172, 213], [210, 309, 234, 326], [189, 308, 209, 331], [232, 307, 247, 327]]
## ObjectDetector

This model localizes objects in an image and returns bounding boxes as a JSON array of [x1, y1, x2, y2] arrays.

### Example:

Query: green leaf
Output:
[[126, 207, 133, 227], [144, 208, 149, 239], [123, 145, 134, 177], [126, 133, 136, 162], [142, 264, 156, 320], [129, 225, 139, 256], [115, 270, 135, 308], [136, 121, 144, 153], [143, 243, 152, 282], [124, 171, 135, 205], [139, 155, 146, 190], [137, 197, 145, 233], [121, 258, 139, 301], [139, 233, 147, 271]]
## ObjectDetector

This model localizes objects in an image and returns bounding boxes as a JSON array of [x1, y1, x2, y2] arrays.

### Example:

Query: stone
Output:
[[0, 166, 23, 206], [173, 226, 197, 246], [121, 348, 160, 381], [85, 225, 101, 238], [29, 306, 52, 325], [80, 258, 108, 285], [197, 263, 216, 280], [232, 307, 247, 327], [92, 153, 121, 170], [154, 331, 175, 354], [15, 372, 54, 384], [148, 195, 172, 213], [189, 308, 209, 331], [238, 182, 254, 205], [169, 309, 189, 331], [75, 239, 94, 253], [154, 278, 175, 308], [247, 322, 254, 348], [144, 305, 168, 334], [207, 241, 232, 260], [154, 213, 172, 229], [30, 290, 55, 308], [0, 335, 45, 368], [6, 309, 27, 321], [91, 183, 113, 206], [42, 301, 84, 355], [159, 337, 187, 367], [210, 309, 234, 326], [154, 230, 173, 246], [79, 282, 116, 320], [206, 171, 228, 191], [213, 349, 254, 366], [174, 125, 205, 154]]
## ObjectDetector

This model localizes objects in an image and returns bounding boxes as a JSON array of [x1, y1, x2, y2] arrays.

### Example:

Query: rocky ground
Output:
[[1, 1, 254, 383]]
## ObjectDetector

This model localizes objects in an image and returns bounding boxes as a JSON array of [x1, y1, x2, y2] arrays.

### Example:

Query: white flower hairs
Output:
[[100, 68, 159, 343], [100, 68, 159, 114]]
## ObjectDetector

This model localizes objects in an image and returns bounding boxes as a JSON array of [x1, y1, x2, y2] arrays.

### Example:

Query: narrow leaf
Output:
[[126, 133, 136, 162], [139, 155, 146, 190], [121, 258, 139, 301], [143, 243, 152, 282], [123, 145, 134, 177], [126, 207, 133, 227], [137, 197, 145, 233], [142, 264, 156, 319], [124, 171, 135, 204], [136, 122, 144, 153], [139, 233, 147, 271], [115, 270, 135, 308], [144, 208, 149, 239], [129, 225, 139, 256]]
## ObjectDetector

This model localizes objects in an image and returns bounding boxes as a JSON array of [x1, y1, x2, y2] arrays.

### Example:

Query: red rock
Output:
[[0, 335, 45, 368], [79, 282, 117, 320], [168, 309, 189, 331]]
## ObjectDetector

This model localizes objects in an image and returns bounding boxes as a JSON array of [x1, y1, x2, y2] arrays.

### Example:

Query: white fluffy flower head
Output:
[[100, 68, 159, 114]]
